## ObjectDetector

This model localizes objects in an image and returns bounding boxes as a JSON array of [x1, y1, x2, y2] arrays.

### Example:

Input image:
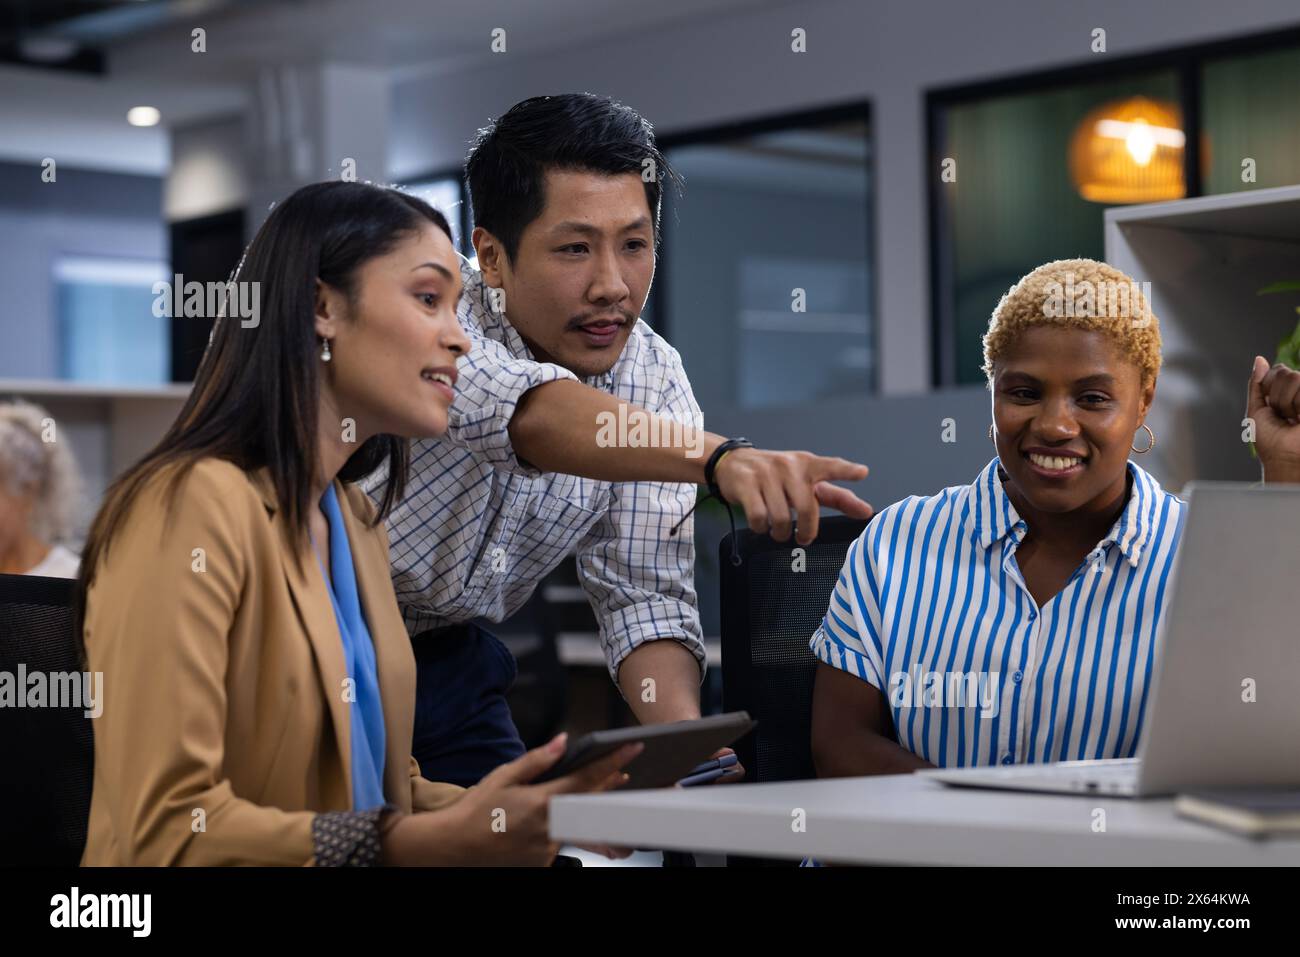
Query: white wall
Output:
[[164, 117, 248, 222], [0, 163, 165, 380], [0, 64, 170, 176]]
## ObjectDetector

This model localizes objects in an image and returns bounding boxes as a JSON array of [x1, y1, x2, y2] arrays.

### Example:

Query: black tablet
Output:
[[535, 711, 756, 790]]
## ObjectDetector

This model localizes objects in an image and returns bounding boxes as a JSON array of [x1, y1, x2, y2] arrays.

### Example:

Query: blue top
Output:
[[317, 483, 387, 810], [811, 457, 1187, 767]]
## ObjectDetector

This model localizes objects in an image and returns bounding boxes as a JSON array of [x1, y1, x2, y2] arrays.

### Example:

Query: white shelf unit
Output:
[[1105, 184, 1300, 493], [0, 379, 191, 540]]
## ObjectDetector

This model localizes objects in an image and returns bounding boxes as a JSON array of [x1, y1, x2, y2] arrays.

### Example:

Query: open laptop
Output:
[[922, 482, 1300, 798]]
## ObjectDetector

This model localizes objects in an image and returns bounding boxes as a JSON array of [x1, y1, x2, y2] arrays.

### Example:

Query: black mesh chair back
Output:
[[0, 573, 93, 866], [720, 516, 868, 785]]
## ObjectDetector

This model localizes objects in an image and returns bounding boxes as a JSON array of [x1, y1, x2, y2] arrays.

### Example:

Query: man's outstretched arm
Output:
[[510, 379, 873, 544]]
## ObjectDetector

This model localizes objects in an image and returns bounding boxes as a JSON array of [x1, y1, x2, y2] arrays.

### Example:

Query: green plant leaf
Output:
[[1258, 281, 1300, 295]]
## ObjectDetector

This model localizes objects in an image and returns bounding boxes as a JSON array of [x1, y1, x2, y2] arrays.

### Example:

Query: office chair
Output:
[[720, 515, 868, 864], [0, 573, 94, 867]]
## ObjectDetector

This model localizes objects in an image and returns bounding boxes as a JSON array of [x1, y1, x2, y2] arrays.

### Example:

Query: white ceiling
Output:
[[2, 0, 790, 175]]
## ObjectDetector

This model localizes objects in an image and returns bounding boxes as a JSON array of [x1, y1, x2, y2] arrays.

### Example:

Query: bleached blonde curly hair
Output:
[[982, 258, 1161, 388], [0, 400, 82, 543]]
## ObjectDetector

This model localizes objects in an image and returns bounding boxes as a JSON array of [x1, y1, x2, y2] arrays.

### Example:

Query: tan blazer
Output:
[[81, 457, 463, 865]]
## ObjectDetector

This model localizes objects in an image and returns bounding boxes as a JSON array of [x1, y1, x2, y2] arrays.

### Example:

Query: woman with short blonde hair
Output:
[[810, 258, 1294, 780]]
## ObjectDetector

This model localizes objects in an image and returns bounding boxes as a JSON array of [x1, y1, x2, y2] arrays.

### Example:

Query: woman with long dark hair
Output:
[[77, 181, 637, 866]]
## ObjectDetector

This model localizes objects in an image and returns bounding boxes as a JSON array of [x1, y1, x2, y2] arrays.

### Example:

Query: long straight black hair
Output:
[[75, 181, 453, 645]]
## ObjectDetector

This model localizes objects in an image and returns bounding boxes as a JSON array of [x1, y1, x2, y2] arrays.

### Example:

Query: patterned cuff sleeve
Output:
[[311, 806, 393, 867], [446, 358, 578, 476], [603, 604, 707, 686]]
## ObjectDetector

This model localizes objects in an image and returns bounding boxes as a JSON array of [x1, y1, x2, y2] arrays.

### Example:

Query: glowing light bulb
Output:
[[1073, 98, 1186, 203], [127, 106, 160, 127], [1125, 118, 1156, 167]]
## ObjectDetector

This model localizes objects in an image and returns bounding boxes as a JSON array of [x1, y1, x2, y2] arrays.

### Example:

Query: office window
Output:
[[1202, 45, 1300, 194], [932, 71, 1181, 385], [930, 32, 1300, 386], [658, 110, 873, 412], [403, 175, 469, 256], [55, 256, 169, 385]]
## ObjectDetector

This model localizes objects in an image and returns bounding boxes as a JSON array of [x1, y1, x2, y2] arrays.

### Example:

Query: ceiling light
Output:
[[127, 106, 161, 127]]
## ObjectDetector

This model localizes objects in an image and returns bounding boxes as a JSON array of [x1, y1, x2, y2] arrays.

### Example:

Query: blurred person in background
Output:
[[0, 399, 82, 578]]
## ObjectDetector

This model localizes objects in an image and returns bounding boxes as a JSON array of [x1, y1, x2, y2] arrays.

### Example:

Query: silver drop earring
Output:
[[320, 337, 332, 362]]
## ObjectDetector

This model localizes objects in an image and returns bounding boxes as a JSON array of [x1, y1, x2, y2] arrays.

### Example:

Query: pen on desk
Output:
[[684, 753, 738, 777], [678, 753, 741, 787], [677, 766, 727, 787]]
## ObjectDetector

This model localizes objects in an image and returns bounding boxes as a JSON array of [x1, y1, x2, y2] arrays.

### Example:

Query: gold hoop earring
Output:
[[1132, 423, 1155, 454]]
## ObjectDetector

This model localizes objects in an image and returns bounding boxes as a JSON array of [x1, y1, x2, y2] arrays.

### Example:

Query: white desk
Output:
[[551, 773, 1300, 865]]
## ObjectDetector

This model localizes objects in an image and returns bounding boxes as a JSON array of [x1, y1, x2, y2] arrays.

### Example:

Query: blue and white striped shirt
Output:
[[811, 457, 1186, 767], [363, 260, 705, 679]]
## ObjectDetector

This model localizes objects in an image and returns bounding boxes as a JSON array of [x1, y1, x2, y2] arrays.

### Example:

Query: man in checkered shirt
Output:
[[365, 94, 873, 787]]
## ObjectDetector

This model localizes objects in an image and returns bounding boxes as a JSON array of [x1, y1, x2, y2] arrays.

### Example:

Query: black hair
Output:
[[75, 181, 453, 651], [464, 93, 682, 262]]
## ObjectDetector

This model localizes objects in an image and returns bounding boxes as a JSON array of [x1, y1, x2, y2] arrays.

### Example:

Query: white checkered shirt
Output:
[[363, 261, 706, 680]]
